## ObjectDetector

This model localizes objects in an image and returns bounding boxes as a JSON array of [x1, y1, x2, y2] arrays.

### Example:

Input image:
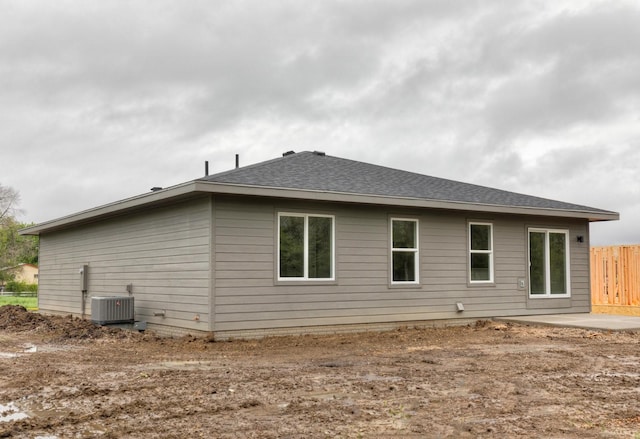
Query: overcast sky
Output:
[[1, 0, 638, 246]]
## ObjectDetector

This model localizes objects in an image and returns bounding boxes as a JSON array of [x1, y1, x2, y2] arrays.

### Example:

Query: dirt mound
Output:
[[0, 305, 142, 341], [0, 305, 47, 329]]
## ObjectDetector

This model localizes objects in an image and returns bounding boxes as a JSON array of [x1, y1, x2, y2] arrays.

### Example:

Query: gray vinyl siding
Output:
[[37, 193, 591, 335], [38, 197, 211, 331], [212, 196, 591, 332]]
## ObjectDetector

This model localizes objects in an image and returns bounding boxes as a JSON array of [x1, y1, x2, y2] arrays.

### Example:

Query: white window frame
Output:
[[528, 228, 571, 298], [390, 218, 420, 285], [468, 222, 494, 284], [277, 212, 335, 281]]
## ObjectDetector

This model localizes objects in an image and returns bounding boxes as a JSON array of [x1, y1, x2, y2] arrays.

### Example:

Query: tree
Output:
[[0, 184, 20, 225], [0, 184, 38, 285], [0, 218, 39, 266]]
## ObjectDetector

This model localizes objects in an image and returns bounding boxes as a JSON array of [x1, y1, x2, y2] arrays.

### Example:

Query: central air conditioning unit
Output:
[[91, 296, 135, 325]]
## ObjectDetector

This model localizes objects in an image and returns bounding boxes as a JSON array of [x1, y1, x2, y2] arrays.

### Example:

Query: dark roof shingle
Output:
[[199, 151, 612, 215]]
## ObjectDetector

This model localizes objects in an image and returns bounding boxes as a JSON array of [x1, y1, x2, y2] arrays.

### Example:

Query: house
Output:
[[14, 263, 39, 285], [0, 263, 39, 288], [20, 151, 619, 338]]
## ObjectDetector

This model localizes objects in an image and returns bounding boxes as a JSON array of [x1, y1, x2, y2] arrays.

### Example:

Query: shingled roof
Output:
[[20, 150, 618, 236], [200, 151, 615, 217]]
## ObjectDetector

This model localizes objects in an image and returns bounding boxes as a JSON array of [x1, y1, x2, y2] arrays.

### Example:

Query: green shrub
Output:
[[4, 280, 38, 293]]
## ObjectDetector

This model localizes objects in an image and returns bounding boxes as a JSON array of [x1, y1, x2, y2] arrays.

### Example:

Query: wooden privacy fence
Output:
[[591, 245, 640, 306]]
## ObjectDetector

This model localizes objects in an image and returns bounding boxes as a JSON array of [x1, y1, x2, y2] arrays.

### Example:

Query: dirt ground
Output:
[[1, 306, 640, 438]]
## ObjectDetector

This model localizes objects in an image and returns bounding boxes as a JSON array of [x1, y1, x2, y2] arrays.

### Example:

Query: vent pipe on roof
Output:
[[205, 161, 209, 177], [235, 154, 239, 169]]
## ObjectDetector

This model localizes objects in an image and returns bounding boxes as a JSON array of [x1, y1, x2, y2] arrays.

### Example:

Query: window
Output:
[[528, 228, 570, 297], [391, 218, 419, 284], [278, 213, 334, 281], [469, 222, 493, 283]]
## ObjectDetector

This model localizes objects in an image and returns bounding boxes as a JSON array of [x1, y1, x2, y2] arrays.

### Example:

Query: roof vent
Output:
[[283, 151, 295, 157], [313, 151, 326, 156], [150, 187, 163, 192]]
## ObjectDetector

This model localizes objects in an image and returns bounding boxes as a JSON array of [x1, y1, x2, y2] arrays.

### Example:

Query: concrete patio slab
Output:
[[495, 313, 640, 331]]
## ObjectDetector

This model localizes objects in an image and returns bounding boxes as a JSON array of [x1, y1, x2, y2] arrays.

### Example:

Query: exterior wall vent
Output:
[[91, 296, 135, 325]]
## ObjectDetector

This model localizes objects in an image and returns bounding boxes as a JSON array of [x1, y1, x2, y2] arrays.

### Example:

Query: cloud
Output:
[[0, 0, 637, 246], [483, 4, 640, 143]]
